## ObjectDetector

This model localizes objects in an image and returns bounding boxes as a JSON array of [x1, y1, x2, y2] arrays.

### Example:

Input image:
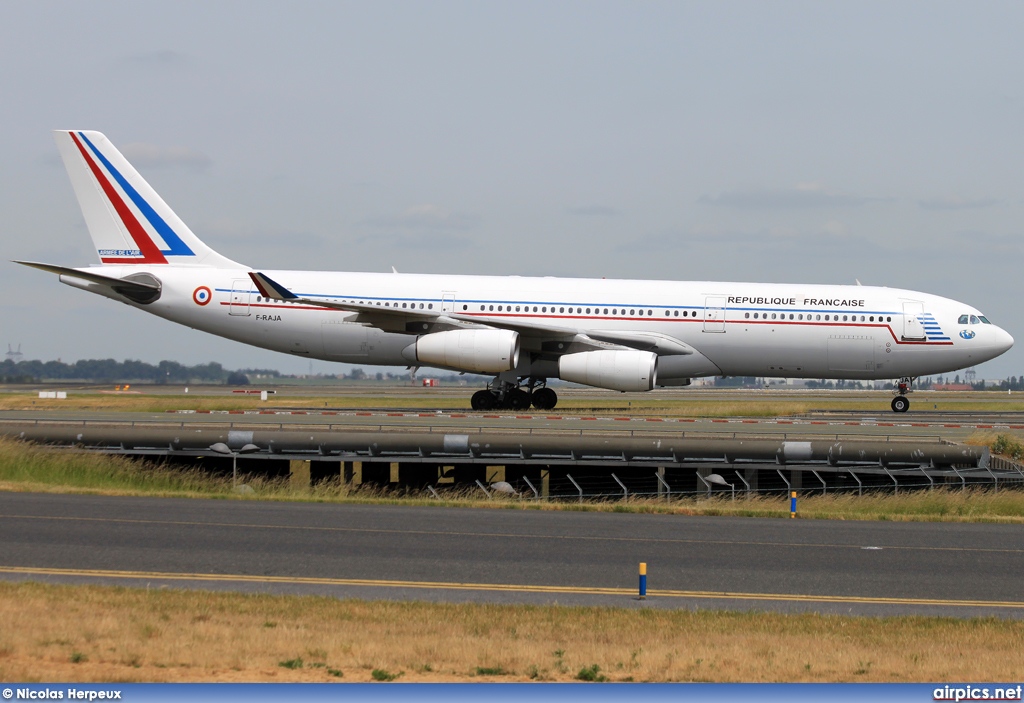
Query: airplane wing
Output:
[[249, 271, 693, 356]]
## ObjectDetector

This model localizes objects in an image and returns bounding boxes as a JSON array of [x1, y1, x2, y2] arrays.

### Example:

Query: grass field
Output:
[[4, 386, 1024, 415], [1, 581, 1022, 683]]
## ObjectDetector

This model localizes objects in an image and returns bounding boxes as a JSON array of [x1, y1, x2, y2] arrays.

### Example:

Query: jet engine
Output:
[[558, 350, 658, 392], [403, 329, 520, 373]]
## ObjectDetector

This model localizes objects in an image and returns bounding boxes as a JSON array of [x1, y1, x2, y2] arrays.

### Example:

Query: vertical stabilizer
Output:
[[54, 130, 240, 268]]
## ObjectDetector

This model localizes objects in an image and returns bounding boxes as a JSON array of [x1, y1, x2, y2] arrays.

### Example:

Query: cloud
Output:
[[617, 220, 858, 253], [699, 182, 878, 210], [567, 205, 620, 217], [354, 231, 470, 251], [361, 204, 479, 231], [120, 142, 212, 172], [918, 196, 999, 211], [201, 218, 323, 250], [119, 50, 188, 67]]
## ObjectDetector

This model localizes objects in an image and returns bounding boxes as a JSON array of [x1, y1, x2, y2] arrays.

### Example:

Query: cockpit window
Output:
[[980, 316, 991, 324], [958, 315, 969, 324], [970, 315, 980, 325]]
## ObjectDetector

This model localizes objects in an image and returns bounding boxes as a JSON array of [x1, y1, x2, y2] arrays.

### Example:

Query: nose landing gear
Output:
[[891, 377, 913, 413]]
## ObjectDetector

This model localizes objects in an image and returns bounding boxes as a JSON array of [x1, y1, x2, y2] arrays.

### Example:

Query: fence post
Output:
[[881, 466, 898, 494], [918, 465, 934, 491], [655, 472, 671, 500], [849, 469, 863, 496], [695, 471, 712, 496], [475, 479, 491, 499], [776, 469, 791, 496], [984, 465, 998, 492], [810, 469, 827, 496], [734, 469, 750, 496], [522, 475, 540, 500], [611, 473, 628, 501], [951, 465, 966, 491], [567, 474, 583, 503]]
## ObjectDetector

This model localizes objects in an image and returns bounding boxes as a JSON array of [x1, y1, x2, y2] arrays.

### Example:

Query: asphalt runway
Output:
[[2, 492, 1023, 618]]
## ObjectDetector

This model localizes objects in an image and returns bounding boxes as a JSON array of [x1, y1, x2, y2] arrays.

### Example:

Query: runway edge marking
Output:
[[2, 566, 1023, 609]]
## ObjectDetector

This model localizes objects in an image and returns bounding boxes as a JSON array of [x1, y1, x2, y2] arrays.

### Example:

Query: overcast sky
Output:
[[1, 1, 1022, 378]]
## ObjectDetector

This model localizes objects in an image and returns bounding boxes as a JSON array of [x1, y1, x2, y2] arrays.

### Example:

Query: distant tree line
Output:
[[0, 358, 280, 385]]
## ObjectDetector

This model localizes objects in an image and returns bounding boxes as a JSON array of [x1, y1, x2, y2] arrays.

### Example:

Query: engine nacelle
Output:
[[403, 329, 520, 373], [558, 350, 658, 392]]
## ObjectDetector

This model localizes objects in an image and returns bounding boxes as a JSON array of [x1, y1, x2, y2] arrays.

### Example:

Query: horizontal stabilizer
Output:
[[14, 260, 162, 304]]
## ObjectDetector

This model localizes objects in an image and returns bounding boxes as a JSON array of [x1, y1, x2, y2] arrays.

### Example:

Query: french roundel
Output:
[[193, 286, 212, 306]]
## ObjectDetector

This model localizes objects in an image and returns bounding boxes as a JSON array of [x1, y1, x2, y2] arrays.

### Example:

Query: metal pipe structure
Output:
[[1, 424, 990, 468]]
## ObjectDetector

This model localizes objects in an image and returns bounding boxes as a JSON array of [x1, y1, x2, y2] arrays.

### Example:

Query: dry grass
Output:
[[0, 581, 1021, 683]]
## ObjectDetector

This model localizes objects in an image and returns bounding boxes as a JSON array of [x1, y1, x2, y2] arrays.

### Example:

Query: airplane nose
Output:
[[995, 327, 1015, 354]]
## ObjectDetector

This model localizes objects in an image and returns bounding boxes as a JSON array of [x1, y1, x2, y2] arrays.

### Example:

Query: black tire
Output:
[[532, 387, 558, 410], [509, 388, 531, 410], [891, 396, 910, 413], [471, 390, 495, 411]]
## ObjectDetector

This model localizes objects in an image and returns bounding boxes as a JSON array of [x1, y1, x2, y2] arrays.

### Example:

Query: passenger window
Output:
[[559, 307, 564, 313], [843, 315, 848, 321], [958, 315, 969, 324], [489, 305, 494, 311], [586, 308, 591, 314], [428, 304, 433, 309], [604, 309, 609, 315], [816, 315, 821, 321], [886, 316, 891, 322], [970, 315, 980, 324], [789, 314, 794, 320], [630, 309, 635, 315], [771, 313, 777, 320], [745, 313, 750, 319]]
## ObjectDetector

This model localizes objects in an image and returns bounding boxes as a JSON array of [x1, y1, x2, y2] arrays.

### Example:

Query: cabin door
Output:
[[902, 301, 926, 341], [228, 279, 251, 316], [703, 296, 727, 332]]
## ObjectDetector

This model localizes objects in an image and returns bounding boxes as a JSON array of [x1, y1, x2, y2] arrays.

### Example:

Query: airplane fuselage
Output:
[[81, 266, 1011, 382]]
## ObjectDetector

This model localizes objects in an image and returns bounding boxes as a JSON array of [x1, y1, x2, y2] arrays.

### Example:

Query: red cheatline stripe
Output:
[[69, 132, 167, 264]]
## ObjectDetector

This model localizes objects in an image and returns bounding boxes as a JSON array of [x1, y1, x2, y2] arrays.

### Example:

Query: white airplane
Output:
[[17, 130, 1014, 413]]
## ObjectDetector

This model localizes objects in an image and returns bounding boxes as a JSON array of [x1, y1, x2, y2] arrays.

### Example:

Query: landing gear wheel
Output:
[[532, 387, 558, 410], [891, 396, 910, 413], [509, 388, 531, 410], [471, 390, 495, 411]]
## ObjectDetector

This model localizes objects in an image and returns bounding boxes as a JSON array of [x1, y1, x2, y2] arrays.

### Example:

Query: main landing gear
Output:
[[471, 377, 558, 411], [890, 377, 913, 413]]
